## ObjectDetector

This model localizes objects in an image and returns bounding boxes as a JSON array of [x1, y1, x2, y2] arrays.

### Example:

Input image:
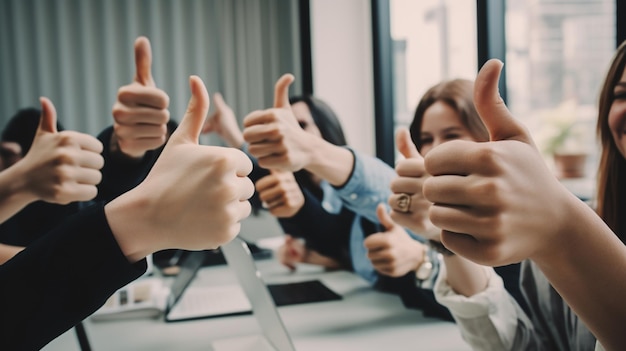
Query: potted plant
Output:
[[536, 100, 592, 179]]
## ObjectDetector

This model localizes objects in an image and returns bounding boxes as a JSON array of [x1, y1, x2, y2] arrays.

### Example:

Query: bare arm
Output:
[[443, 255, 489, 297], [106, 76, 254, 263], [201, 92, 245, 149], [0, 98, 103, 223], [0, 243, 24, 264], [242, 74, 355, 187], [424, 59, 626, 350], [533, 197, 626, 350]]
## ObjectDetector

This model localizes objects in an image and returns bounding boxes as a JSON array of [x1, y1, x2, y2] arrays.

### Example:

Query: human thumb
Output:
[[376, 203, 395, 231], [169, 76, 210, 145], [133, 36, 155, 87], [273, 74, 295, 108], [213, 92, 227, 111], [38, 97, 58, 133], [395, 127, 422, 160], [474, 59, 533, 144]]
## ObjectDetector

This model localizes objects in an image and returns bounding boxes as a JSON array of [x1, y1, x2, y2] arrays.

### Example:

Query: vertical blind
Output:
[[0, 0, 302, 140]]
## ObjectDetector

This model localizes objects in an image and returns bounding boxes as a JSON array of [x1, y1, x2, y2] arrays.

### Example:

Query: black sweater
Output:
[[0, 203, 146, 350]]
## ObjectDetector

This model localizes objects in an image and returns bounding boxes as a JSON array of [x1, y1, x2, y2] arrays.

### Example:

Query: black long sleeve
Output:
[[279, 188, 354, 270], [0, 203, 147, 350], [95, 126, 163, 202]]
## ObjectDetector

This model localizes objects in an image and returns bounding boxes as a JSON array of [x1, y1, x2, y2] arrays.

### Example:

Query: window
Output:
[[505, 0, 615, 190], [389, 0, 477, 127]]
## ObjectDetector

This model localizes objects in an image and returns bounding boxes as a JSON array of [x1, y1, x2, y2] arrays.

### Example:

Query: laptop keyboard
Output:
[[167, 285, 251, 321]]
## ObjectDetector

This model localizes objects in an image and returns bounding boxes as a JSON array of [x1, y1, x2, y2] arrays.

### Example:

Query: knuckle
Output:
[[470, 179, 499, 199]]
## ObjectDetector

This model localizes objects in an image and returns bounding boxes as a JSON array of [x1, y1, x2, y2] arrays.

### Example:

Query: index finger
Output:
[[62, 131, 104, 153], [424, 139, 497, 177]]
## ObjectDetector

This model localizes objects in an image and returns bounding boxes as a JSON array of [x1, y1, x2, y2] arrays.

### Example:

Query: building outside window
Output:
[[389, 0, 477, 128], [505, 0, 615, 195]]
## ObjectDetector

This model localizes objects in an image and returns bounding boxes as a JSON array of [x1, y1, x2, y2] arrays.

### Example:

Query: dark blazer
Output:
[[0, 203, 146, 350]]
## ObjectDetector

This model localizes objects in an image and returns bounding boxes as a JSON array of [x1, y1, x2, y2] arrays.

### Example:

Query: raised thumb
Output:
[[133, 36, 155, 86], [474, 59, 532, 144], [38, 97, 58, 133], [273, 74, 295, 108], [169, 76, 210, 145], [213, 92, 227, 111], [376, 203, 395, 231], [395, 127, 422, 159]]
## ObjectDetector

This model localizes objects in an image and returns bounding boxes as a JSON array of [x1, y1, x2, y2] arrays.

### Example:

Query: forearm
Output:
[[0, 203, 146, 349], [444, 255, 489, 297], [109, 132, 145, 160], [0, 165, 36, 223], [0, 243, 24, 264], [532, 196, 626, 350], [221, 126, 244, 149], [304, 138, 354, 187], [105, 194, 156, 263]]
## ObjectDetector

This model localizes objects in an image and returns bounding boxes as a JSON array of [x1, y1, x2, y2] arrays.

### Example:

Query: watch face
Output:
[[415, 260, 433, 280]]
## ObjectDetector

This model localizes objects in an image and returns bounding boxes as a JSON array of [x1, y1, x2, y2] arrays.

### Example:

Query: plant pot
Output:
[[553, 153, 587, 179]]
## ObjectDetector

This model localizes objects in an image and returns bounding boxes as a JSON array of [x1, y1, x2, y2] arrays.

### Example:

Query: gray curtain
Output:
[[0, 0, 302, 142]]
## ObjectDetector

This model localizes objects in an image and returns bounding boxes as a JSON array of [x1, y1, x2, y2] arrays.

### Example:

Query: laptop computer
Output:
[[95, 238, 341, 324], [211, 237, 297, 351], [164, 250, 252, 322]]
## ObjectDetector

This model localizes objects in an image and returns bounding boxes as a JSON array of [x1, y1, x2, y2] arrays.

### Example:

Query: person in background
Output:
[[1, 75, 255, 350], [203, 92, 353, 271], [0, 100, 103, 263], [410, 51, 626, 350], [95, 36, 173, 203], [388, 78, 528, 315], [0, 36, 173, 264], [236, 75, 451, 320]]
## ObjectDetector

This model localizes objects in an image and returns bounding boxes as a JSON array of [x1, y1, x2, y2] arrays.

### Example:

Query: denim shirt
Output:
[[330, 147, 425, 284]]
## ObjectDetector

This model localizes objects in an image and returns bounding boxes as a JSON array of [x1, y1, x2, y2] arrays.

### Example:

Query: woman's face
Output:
[[419, 101, 477, 156], [291, 102, 322, 138], [608, 67, 626, 159]]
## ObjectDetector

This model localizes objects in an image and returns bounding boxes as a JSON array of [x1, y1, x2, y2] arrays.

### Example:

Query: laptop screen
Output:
[[165, 251, 206, 311], [220, 237, 296, 351]]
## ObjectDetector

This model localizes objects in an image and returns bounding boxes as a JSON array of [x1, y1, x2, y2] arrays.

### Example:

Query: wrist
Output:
[[530, 190, 589, 264], [306, 139, 354, 187], [229, 136, 245, 149], [110, 133, 145, 160], [2, 163, 37, 206], [105, 190, 157, 263], [301, 133, 325, 171], [222, 129, 245, 149], [414, 244, 433, 280]]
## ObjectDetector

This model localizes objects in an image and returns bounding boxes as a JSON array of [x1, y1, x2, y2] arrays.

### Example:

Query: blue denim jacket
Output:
[[327, 147, 425, 284]]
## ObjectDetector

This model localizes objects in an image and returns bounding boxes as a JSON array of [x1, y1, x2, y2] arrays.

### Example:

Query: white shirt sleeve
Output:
[[434, 264, 522, 351]]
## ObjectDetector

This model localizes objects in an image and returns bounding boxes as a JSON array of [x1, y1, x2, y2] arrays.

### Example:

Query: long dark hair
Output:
[[596, 40, 626, 243], [2, 108, 64, 155], [409, 79, 488, 152], [289, 95, 347, 146], [289, 95, 347, 195]]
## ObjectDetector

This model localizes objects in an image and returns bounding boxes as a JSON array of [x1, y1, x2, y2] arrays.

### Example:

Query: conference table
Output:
[[42, 246, 471, 351]]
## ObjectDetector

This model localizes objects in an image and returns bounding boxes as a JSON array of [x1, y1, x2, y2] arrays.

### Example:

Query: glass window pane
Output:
[[390, 0, 477, 127], [505, 0, 615, 191]]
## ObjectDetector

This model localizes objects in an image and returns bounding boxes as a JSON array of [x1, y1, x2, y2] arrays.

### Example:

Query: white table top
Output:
[[42, 255, 471, 351]]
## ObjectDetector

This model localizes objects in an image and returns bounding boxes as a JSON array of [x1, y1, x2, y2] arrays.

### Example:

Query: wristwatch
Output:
[[415, 245, 434, 281]]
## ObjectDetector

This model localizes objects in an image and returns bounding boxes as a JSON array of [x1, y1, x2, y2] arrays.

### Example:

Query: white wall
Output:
[[309, 0, 376, 155]]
